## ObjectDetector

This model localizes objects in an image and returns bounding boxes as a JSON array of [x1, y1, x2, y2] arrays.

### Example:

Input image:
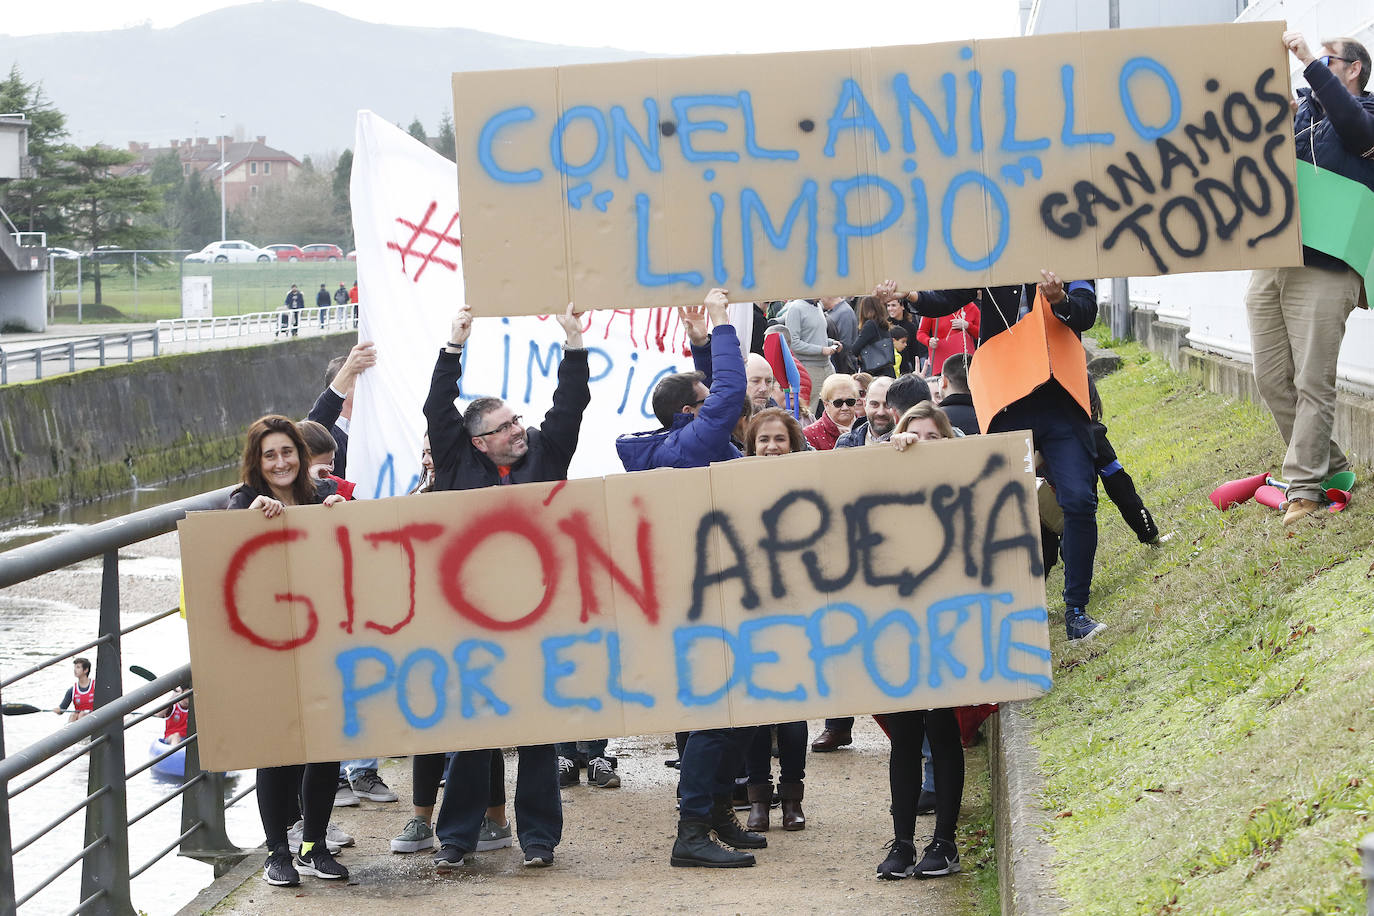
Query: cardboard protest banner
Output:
[[968, 289, 1092, 424], [348, 111, 753, 497], [451, 22, 1302, 317], [180, 432, 1050, 770]]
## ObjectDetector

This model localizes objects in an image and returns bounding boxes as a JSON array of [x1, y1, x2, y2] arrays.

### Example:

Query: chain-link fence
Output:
[[48, 250, 358, 323]]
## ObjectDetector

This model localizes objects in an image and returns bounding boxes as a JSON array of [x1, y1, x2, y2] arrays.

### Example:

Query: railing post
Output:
[[1, 350, 7, 386], [150, 330, 158, 358], [34, 349, 42, 380], [67, 341, 76, 374], [1362, 833, 1374, 916], [80, 551, 135, 916], [98, 335, 106, 367], [0, 677, 16, 916], [177, 696, 249, 876]]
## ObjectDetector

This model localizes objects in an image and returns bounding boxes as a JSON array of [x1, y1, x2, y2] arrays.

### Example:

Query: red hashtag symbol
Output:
[[387, 201, 461, 282]]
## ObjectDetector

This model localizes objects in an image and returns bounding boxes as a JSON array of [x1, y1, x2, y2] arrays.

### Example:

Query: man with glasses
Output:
[[422, 300, 590, 871], [1245, 31, 1374, 525], [617, 288, 766, 869]]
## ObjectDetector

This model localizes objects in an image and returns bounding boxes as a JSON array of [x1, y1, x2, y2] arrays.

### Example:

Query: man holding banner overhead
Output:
[[891, 272, 1105, 643], [423, 300, 590, 870], [1245, 32, 1374, 526]]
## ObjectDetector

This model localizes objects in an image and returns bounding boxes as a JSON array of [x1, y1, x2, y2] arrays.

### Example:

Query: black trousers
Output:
[[258, 761, 336, 848], [412, 750, 505, 808], [879, 709, 963, 844]]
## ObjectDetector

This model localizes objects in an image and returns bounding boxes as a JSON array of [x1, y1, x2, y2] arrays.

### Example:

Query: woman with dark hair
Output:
[[741, 407, 808, 830], [874, 400, 965, 880], [226, 415, 350, 887], [851, 296, 896, 378]]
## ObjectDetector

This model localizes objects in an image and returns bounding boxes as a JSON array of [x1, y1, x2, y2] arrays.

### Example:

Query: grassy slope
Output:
[[1032, 335, 1374, 914]]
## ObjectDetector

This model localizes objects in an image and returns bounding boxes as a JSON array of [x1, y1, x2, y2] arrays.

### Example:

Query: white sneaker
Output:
[[286, 819, 343, 855]]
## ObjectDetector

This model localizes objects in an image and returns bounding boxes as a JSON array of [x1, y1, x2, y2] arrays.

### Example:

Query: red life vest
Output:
[[72, 679, 95, 712], [164, 700, 190, 740]]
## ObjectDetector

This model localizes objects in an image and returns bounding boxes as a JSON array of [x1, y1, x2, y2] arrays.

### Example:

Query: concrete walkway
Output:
[[190, 720, 981, 916]]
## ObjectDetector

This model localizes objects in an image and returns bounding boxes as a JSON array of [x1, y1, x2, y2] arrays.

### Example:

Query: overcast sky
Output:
[[1, 0, 1023, 52]]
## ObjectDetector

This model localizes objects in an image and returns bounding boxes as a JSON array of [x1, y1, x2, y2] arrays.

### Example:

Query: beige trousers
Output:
[[1245, 265, 1361, 501]]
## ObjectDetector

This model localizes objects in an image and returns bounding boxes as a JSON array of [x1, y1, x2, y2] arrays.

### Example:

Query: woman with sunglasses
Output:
[[873, 401, 965, 880], [802, 374, 860, 450], [225, 415, 350, 888], [737, 407, 812, 831]]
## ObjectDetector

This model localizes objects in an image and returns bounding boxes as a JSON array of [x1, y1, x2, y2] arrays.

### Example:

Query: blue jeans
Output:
[[341, 758, 379, 779], [555, 739, 607, 760], [435, 746, 561, 854], [678, 727, 756, 820], [998, 388, 1098, 609]]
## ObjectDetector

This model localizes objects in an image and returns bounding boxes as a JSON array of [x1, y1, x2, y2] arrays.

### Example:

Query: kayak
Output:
[[149, 737, 185, 779]]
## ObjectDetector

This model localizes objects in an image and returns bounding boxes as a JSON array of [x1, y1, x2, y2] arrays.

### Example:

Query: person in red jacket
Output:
[[916, 300, 980, 375]]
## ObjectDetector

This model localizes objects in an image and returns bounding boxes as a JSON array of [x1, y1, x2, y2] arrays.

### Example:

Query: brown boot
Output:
[[746, 783, 772, 832], [779, 782, 805, 831]]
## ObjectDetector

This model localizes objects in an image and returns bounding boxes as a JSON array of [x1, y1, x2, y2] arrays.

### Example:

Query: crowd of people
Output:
[[211, 29, 1371, 891]]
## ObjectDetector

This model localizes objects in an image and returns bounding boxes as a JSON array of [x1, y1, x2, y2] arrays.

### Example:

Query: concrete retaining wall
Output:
[[0, 333, 354, 519]]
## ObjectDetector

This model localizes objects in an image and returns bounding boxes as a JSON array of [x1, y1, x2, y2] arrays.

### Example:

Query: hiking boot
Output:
[[1283, 497, 1322, 526], [433, 844, 471, 871], [350, 769, 398, 802], [588, 756, 620, 788], [476, 817, 513, 851], [294, 845, 349, 880], [1065, 606, 1106, 641], [709, 794, 767, 849], [333, 778, 359, 807], [912, 838, 961, 878], [522, 846, 554, 867], [558, 755, 579, 787], [262, 845, 299, 886], [390, 816, 435, 853], [876, 838, 917, 879], [670, 819, 756, 868]]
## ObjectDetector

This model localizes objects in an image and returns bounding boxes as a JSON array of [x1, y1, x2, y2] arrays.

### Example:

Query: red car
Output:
[[301, 243, 345, 262], [264, 244, 305, 262]]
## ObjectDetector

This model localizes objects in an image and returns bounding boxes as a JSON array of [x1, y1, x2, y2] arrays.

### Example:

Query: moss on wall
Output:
[[0, 334, 354, 519]]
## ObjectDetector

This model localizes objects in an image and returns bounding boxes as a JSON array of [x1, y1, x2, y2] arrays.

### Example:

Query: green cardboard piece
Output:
[[1296, 161, 1374, 308]]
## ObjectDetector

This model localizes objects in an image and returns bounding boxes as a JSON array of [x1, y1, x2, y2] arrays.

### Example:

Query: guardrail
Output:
[[0, 486, 248, 915], [155, 303, 356, 344], [0, 331, 159, 385]]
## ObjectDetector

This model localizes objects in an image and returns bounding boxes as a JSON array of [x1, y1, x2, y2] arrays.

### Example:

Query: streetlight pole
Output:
[[218, 113, 227, 241]]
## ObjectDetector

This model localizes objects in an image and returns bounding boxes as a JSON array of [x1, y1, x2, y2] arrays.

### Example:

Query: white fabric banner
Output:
[[348, 111, 752, 498]]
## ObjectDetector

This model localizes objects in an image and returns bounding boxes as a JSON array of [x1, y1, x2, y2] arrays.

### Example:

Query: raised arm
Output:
[[424, 306, 474, 477]]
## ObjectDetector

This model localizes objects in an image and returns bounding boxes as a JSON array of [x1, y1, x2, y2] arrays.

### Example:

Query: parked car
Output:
[[184, 240, 275, 263], [264, 244, 306, 262], [47, 247, 81, 260], [300, 243, 345, 262]]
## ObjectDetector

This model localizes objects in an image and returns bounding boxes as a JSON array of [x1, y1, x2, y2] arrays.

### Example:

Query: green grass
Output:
[[1030, 330, 1374, 914], [49, 261, 356, 322]]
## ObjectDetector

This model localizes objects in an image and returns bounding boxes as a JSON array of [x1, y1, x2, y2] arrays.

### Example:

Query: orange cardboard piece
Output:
[[451, 22, 1301, 317], [968, 289, 1091, 427], [181, 433, 1050, 771]]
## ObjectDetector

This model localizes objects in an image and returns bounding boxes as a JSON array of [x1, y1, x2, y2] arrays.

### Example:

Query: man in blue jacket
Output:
[[1247, 32, 1374, 525], [616, 288, 765, 869]]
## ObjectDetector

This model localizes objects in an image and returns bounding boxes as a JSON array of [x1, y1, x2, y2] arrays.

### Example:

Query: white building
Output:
[[1023, 0, 1374, 394]]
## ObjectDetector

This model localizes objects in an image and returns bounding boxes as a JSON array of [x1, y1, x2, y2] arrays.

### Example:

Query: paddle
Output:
[[129, 665, 156, 681], [2, 703, 49, 716]]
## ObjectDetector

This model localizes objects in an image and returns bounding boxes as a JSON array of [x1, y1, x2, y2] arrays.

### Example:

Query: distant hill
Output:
[[0, 1, 653, 158]]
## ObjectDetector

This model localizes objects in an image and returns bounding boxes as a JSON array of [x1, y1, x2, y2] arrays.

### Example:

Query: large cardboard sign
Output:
[[181, 433, 1049, 770], [452, 22, 1301, 316]]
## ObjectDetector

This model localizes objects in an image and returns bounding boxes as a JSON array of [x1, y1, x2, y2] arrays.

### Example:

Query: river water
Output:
[[1, 467, 262, 916]]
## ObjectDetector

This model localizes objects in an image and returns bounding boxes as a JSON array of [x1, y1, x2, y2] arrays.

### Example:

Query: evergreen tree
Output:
[[435, 111, 456, 162], [408, 118, 428, 145], [0, 65, 70, 237], [51, 144, 161, 305], [332, 149, 354, 251], [143, 150, 219, 251]]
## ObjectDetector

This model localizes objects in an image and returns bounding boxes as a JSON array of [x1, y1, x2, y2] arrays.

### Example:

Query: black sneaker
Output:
[[876, 838, 917, 879], [263, 846, 299, 886], [294, 845, 349, 880], [912, 838, 961, 878], [558, 755, 579, 787], [522, 845, 554, 867], [1065, 606, 1106, 641], [433, 844, 471, 871]]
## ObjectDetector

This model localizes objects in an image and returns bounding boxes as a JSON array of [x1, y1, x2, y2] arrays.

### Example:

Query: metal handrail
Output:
[[0, 330, 159, 385], [156, 303, 355, 343], [0, 488, 232, 588]]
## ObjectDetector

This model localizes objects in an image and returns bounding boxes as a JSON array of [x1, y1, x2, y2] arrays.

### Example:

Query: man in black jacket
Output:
[[887, 271, 1106, 642], [423, 301, 590, 871], [1247, 33, 1374, 525], [938, 353, 979, 435]]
